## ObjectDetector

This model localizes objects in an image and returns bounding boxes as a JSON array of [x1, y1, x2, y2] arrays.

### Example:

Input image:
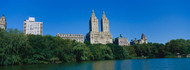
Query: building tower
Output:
[[137, 33, 148, 44], [0, 14, 7, 30], [89, 10, 99, 32], [141, 33, 147, 40], [101, 11, 109, 32], [140, 33, 148, 44]]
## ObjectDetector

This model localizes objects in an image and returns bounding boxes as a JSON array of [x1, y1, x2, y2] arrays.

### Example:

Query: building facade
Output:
[[0, 14, 6, 30], [114, 34, 130, 46], [131, 33, 148, 45], [85, 10, 113, 44], [24, 17, 43, 35], [56, 33, 84, 43]]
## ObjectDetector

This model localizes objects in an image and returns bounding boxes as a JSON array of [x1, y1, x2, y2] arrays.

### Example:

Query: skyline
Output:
[[1, 0, 190, 43]]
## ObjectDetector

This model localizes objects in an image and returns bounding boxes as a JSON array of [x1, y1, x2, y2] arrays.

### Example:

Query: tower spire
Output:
[[91, 10, 95, 17], [141, 33, 147, 40], [102, 11, 106, 18], [1, 14, 5, 19]]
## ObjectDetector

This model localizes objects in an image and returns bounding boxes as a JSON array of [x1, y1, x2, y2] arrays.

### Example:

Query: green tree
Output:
[[106, 44, 129, 59], [89, 44, 113, 60], [73, 41, 92, 61]]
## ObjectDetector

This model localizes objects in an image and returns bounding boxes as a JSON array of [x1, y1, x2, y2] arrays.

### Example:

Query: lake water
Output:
[[1, 58, 190, 70]]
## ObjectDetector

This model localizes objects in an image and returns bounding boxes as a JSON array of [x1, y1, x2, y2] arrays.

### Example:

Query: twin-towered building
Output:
[[85, 10, 113, 44], [57, 10, 113, 44]]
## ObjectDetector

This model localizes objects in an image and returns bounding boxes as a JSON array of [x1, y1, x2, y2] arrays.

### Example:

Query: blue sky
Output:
[[1, 0, 190, 43]]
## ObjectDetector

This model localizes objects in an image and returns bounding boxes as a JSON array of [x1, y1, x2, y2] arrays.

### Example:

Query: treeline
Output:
[[124, 39, 190, 58], [0, 29, 190, 66], [0, 29, 128, 66]]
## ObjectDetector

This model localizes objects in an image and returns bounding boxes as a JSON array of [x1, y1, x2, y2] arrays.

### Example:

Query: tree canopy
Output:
[[0, 29, 190, 66]]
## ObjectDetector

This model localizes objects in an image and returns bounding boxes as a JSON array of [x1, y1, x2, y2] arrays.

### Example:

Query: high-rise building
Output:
[[85, 10, 113, 44], [56, 33, 84, 43], [24, 17, 43, 35], [0, 14, 7, 30]]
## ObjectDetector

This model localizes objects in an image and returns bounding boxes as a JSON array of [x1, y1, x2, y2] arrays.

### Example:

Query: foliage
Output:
[[124, 39, 190, 58], [106, 44, 129, 59], [73, 41, 92, 61], [0, 29, 190, 66], [89, 44, 114, 60]]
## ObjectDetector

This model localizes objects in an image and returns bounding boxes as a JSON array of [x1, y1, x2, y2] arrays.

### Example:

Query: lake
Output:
[[1, 58, 190, 70]]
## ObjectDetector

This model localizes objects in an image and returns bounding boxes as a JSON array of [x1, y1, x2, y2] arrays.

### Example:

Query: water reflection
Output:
[[1, 58, 190, 70], [115, 60, 131, 70], [91, 60, 115, 70]]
